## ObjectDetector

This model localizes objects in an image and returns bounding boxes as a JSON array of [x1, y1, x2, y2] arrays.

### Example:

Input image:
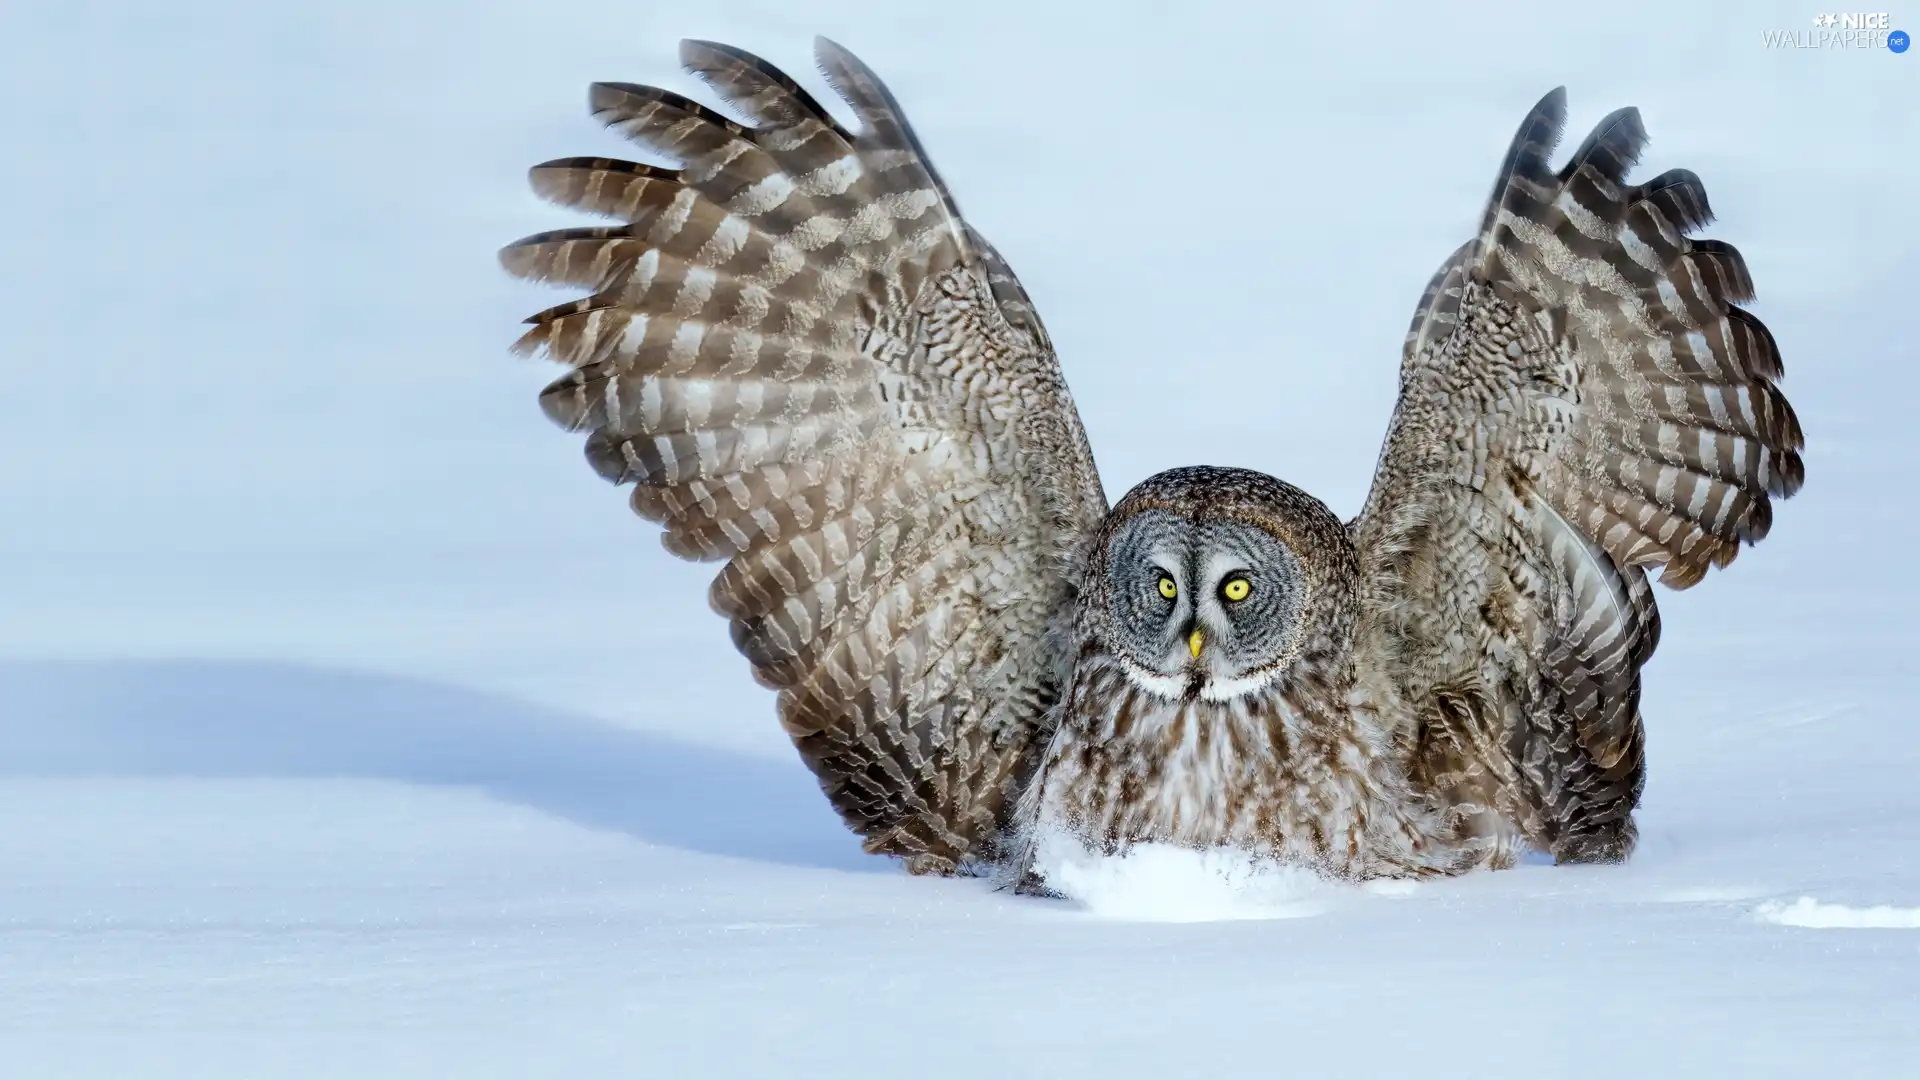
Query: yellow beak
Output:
[[1188, 628, 1205, 659]]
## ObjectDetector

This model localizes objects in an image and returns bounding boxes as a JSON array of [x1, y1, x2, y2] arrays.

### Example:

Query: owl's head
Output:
[[1083, 466, 1356, 703]]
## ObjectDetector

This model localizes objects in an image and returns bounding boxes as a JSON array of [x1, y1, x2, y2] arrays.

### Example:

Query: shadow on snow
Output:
[[0, 658, 876, 873]]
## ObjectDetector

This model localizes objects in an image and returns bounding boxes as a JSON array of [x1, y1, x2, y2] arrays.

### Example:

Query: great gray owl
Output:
[[499, 39, 1802, 881]]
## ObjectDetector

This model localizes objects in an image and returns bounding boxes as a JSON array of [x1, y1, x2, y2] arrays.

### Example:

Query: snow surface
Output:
[[2, 1, 1916, 1075], [1758, 898, 1920, 930]]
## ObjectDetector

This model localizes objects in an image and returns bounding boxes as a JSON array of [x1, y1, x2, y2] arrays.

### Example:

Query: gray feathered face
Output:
[[1101, 509, 1309, 700]]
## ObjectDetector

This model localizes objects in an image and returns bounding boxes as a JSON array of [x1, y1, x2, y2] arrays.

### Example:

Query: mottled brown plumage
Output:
[[1016, 468, 1464, 881], [502, 38, 1105, 873], [1353, 91, 1802, 866], [499, 42, 1801, 880]]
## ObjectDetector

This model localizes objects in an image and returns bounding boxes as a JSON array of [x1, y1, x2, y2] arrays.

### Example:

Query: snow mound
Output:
[[1754, 897, 1920, 930], [1029, 829, 1334, 922]]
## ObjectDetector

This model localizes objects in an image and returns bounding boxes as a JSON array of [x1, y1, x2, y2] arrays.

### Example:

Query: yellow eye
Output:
[[1157, 575, 1177, 600], [1222, 578, 1251, 602]]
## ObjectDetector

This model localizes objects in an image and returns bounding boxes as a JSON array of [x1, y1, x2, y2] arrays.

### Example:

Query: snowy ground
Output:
[[3, 1, 1916, 1076]]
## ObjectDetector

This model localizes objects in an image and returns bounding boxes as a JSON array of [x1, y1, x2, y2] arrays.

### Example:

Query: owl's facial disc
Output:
[[1104, 511, 1309, 698]]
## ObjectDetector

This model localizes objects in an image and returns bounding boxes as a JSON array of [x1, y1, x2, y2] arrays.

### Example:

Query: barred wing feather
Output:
[[500, 39, 1106, 871], [1354, 91, 1804, 862]]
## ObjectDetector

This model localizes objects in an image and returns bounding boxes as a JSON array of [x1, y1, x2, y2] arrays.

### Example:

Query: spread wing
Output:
[[499, 39, 1106, 871], [1352, 91, 1804, 862]]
